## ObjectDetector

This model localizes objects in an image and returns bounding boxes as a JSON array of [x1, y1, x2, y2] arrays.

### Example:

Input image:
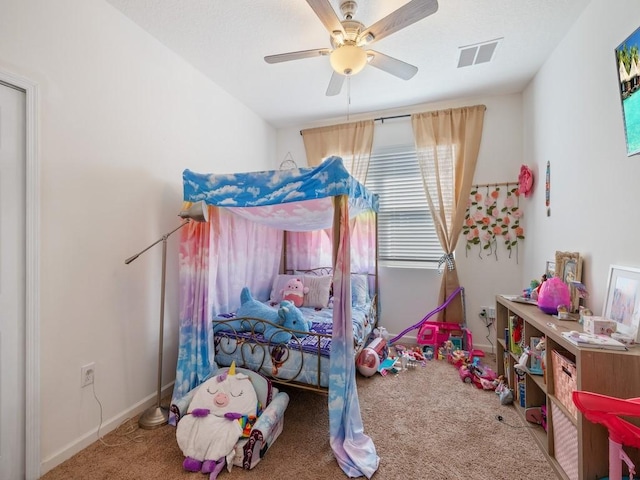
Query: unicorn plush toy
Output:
[[176, 362, 260, 479]]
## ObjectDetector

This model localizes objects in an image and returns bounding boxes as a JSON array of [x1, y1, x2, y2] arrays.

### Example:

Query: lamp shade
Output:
[[330, 44, 367, 76], [178, 201, 208, 222]]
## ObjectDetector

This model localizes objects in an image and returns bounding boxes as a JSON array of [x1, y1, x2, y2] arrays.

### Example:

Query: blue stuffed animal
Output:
[[213, 287, 310, 343]]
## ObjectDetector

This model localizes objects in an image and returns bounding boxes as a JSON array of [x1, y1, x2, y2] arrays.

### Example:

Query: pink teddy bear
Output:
[[280, 278, 308, 307]]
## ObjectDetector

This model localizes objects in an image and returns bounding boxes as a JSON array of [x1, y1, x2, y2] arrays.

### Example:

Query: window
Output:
[[364, 145, 445, 266]]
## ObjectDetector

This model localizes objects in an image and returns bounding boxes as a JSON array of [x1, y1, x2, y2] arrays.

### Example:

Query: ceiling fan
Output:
[[264, 0, 438, 96]]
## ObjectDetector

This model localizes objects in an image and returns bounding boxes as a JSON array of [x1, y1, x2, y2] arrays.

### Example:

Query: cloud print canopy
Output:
[[182, 156, 378, 231]]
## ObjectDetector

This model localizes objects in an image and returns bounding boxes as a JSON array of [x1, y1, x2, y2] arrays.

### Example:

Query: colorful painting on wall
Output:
[[615, 25, 640, 156]]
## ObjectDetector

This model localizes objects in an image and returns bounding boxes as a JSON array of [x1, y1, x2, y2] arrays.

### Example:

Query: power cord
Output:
[[91, 381, 146, 447], [485, 321, 494, 354], [494, 414, 537, 429], [479, 313, 494, 354]]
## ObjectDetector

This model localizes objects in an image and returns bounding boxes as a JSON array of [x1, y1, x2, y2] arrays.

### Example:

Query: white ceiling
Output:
[[106, 0, 590, 128]]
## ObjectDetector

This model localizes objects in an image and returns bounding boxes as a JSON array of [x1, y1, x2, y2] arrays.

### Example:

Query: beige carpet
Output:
[[42, 355, 558, 480]]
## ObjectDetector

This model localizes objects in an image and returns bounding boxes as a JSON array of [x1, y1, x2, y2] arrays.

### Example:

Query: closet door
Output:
[[0, 81, 26, 480]]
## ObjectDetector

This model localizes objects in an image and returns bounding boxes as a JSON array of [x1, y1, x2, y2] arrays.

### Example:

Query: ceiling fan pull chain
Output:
[[347, 76, 351, 121]]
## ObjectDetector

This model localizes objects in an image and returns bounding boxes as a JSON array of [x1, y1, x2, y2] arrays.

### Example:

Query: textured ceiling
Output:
[[106, 0, 590, 128]]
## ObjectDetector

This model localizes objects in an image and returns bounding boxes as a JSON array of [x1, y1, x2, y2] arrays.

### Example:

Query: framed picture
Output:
[[555, 251, 582, 312], [545, 261, 556, 278], [615, 25, 640, 156], [603, 265, 640, 342]]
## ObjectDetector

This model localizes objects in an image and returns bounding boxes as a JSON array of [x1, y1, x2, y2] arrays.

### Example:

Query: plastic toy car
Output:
[[459, 363, 497, 390]]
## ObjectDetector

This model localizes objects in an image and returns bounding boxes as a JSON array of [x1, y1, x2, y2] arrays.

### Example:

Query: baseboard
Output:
[[40, 382, 174, 475]]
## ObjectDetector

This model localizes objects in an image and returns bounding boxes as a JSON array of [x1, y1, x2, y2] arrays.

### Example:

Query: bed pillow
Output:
[[302, 275, 333, 308], [351, 274, 370, 307], [269, 274, 301, 303]]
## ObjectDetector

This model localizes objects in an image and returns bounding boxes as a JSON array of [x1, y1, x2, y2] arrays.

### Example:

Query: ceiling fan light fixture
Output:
[[356, 32, 375, 47], [330, 44, 367, 76], [332, 30, 345, 46]]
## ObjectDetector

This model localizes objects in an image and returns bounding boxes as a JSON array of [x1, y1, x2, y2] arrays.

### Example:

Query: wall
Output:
[[0, 0, 276, 473], [521, 0, 640, 316], [277, 93, 524, 352]]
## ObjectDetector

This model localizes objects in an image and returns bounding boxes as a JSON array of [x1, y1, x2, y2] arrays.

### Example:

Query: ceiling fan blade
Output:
[[326, 72, 345, 96], [367, 51, 418, 80], [358, 0, 438, 45], [264, 48, 331, 64], [306, 0, 346, 38]]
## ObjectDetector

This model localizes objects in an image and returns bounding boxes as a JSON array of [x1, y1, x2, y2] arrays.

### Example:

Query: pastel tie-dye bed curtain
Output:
[[329, 196, 379, 479], [170, 217, 212, 419], [173, 158, 380, 477], [286, 212, 377, 276], [170, 205, 282, 424]]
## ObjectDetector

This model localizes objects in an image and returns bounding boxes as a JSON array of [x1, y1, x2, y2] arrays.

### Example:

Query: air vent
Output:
[[457, 38, 502, 68]]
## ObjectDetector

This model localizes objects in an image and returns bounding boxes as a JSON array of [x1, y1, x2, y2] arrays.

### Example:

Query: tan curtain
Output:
[[411, 105, 486, 323], [301, 120, 374, 182]]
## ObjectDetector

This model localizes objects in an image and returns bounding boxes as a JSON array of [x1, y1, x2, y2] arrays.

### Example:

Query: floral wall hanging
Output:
[[462, 182, 525, 261]]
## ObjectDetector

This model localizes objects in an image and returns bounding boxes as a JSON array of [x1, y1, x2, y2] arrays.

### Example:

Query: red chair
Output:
[[573, 391, 640, 480]]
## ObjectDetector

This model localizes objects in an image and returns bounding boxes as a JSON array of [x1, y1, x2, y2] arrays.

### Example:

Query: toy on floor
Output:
[[387, 286, 485, 358], [459, 359, 497, 390], [390, 345, 427, 369], [423, 346, 434, 360], [356, 347, 381, 377], [176, 362, 261, 479], [357, 336, 392, 377], [395, 345, 427, 362], [494, 375, 513, 405], [400, 349, 426, 369], [447, 348, 467, 369]]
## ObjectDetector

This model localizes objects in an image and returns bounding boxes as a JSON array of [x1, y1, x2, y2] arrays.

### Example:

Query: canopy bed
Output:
[[170, 157, 380, 478]]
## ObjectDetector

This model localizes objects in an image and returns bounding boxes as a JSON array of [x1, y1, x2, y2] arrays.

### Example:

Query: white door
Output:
[[0, 82, 26, 479]]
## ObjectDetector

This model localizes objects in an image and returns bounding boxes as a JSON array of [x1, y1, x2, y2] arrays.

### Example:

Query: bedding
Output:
[[212, 300, 375, 389]]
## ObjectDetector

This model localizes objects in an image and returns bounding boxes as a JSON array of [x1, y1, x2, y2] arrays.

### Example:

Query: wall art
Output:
[[603, 265, 640, 342], [615, 25, 640, 156], [463, 182, 524, 261]]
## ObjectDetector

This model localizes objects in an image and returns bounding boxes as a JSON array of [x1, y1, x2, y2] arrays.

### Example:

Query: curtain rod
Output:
[[472, 181, 517, 189], [374, 114, 410, 123], [299, 114, 412, 135]]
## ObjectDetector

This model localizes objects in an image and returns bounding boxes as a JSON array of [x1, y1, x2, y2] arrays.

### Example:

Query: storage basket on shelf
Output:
[[551, 401, 578, 480], [552, 349, 578, 421]]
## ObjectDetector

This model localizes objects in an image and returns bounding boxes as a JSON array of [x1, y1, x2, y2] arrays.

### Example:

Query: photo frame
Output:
[[545, 261, 556, 278], [555, 251, 582, 312], [603, 265, 640, 342], [615, 25, 640, 156]]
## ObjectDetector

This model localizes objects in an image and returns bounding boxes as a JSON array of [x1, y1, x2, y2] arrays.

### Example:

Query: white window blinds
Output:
[[364, 145, 444, 265]]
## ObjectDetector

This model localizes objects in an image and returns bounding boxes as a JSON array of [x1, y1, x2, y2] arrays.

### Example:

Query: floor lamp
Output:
[[124, 201, 208, 429]]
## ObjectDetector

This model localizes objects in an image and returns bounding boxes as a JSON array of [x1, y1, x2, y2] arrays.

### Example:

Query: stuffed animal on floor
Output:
[[176, 362, 260, 479], [213, 287, 310, 343], [280, 277, 308, 307]]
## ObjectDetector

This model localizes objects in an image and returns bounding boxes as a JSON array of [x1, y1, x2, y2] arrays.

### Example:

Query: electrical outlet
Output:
[[487, 307, 497, 319], [81, 363, 95, 388], [480, 306, 488, 318]]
